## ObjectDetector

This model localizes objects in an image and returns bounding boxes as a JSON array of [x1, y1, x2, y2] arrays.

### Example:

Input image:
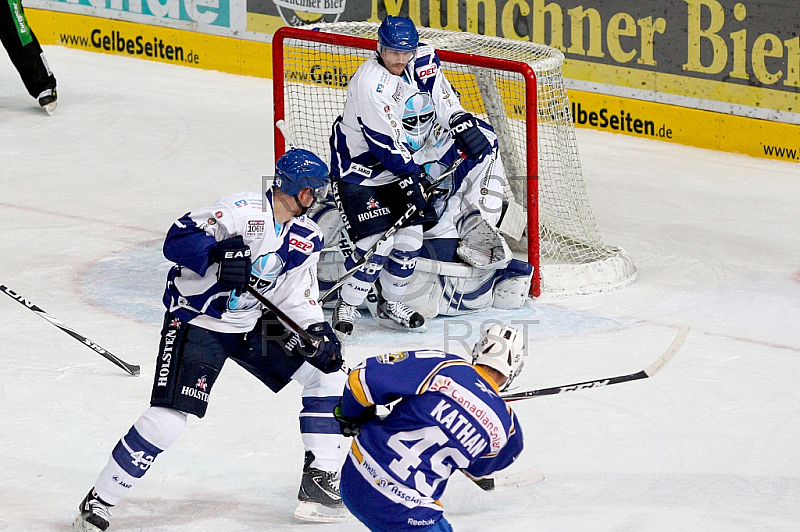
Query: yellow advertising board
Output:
[[26, 6, 799, 164]]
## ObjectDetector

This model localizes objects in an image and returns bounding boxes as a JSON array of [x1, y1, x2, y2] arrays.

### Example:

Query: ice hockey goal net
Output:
[[272, 23, 636, 297]]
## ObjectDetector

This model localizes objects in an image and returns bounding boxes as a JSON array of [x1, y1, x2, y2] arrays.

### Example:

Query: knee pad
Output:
[[134, 406, 188, 450]]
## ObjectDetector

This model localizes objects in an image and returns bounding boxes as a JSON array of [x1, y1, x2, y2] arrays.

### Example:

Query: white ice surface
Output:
[[1, 46, 799, 531]]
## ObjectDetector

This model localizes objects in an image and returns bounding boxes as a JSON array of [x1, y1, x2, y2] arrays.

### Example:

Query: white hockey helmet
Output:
[[471, 323, 525, 392]]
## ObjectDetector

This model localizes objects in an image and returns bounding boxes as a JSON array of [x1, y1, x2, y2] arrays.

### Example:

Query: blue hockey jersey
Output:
[[161, 190, 325, 333], [339, 349, 523, 530]]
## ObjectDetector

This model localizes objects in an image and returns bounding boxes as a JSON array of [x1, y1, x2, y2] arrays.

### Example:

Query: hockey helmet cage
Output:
[[377, 16, 419, 54], [274, 148, 330, 200], [402, 92, 435, 152], [471, 323, 525, 392]]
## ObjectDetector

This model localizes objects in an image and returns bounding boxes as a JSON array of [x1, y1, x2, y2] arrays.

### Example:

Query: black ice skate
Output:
[[73, 488, 112, 532], [378, 299, 425, 330], [294, 451, 348, 522], [38, 88, 57, 115], [332, 297, 360, 338], [364, 282, 426, 332]]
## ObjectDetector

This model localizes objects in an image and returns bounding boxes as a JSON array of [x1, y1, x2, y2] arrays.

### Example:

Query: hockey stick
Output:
[[501, 325, 690, 402], [245, 286, 320, 348], [469, 465, 545, 491], [319, 154, 467, 304], [1, 284, 140, 376]]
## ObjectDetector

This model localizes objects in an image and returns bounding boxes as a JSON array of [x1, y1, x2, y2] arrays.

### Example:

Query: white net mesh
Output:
[[276, 22, 636, 295]]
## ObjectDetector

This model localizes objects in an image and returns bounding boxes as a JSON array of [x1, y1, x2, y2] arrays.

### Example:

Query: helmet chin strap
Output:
[[294, 195, 312, 216]]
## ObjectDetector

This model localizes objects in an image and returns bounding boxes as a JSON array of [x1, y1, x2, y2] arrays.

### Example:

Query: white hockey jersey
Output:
[[330, 46, 466, 187], [162, 190, 324, 333]]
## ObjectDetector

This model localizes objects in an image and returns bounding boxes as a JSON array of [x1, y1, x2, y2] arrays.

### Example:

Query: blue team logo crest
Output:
[[227, 252, 285, 310], [251, 252, 285, 291], [376, 351, 409, 364]]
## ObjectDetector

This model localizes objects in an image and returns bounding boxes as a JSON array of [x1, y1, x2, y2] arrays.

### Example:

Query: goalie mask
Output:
[[471, 323, 525, 392], [402, 92, 435, 152]]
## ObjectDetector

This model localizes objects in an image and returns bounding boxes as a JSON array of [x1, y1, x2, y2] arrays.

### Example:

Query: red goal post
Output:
[[272, 26, 542, 295], [271, 23, 636, 298]]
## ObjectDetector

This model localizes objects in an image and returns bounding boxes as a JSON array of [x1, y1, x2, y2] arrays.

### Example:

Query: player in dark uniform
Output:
[[1, 0, 57, 113]]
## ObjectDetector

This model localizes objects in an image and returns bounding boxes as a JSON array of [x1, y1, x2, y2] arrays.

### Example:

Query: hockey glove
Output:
[[449, 112, 490, 160], [398, 170, 430, 213], [209, 236, 252, 291], [333, 401, 377, 437], [305, 321, 344, 373]]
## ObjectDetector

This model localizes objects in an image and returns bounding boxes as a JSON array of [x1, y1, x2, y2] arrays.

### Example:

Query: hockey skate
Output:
[[38, 88, 57, 115], [332, 297, 360, 338], [365, 284, 426, 332], [294, 451, 349, 522], [378, 299, 426, 331], [73, 488, 112, 532]]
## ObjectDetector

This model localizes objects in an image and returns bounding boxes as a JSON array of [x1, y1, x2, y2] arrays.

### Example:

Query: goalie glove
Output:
[[449, 112, 490, 160], [457, 213, 512, 270]]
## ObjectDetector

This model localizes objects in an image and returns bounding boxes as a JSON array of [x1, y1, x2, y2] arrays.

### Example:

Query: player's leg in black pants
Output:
[[0, 0, 57, 107]]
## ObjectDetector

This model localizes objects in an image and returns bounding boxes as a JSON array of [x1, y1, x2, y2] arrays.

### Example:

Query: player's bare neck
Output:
[[272, 188, 298, 224]]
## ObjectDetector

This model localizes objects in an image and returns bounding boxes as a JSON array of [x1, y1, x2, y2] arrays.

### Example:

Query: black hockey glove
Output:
[[398, 170, 430, 213], [449, 112, 490, 160], [305, 321, 343, 373], [333, 401, 377, 437], [209, 236, 252, 291]]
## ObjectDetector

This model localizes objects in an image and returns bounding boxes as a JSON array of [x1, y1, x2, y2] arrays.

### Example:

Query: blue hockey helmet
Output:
[[377, 16, 419, 54], [274, 148, 330, 200]]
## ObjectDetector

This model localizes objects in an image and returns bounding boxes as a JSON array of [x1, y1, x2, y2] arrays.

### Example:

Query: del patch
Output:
[[416, 63, 437, 80]]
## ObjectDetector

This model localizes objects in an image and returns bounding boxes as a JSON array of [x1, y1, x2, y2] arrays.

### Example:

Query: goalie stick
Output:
[[501, 325, 690, 402], [319, 153, 466, 304], [1, 284, 140, 376]]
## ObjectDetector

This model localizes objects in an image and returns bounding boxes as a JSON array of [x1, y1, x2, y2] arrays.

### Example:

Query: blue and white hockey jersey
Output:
[[162, 190, 324, 333], [339, 350, 523, 530], [330, 46, 466, 187]]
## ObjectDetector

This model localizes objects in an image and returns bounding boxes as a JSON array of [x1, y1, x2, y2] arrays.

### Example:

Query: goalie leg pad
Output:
[[492, 259, 533, 309]]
